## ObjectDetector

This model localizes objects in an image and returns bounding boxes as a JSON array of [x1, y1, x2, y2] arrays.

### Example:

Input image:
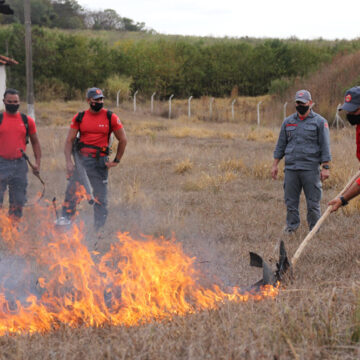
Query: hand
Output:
[[271, 165, 278, 180], [66, 161, 75, 178], [32, 164, 40, 175], [328, 198, 342, 212], [105, 161, 119, 169], [320, 168, 330, 182]]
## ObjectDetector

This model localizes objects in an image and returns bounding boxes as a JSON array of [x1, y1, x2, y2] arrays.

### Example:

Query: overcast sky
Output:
[[78, 0, 360, 40]]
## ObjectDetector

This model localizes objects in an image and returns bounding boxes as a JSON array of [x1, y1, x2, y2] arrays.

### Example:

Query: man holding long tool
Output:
[[329, 86, 360, 212], [56, 87, 127, 230], [0, 88, 42, 220], [271, 90, 331, 233]]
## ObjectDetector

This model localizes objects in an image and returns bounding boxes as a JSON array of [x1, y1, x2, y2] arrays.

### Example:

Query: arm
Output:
[[272, 122, 287, 180], [29, 132, 42, 172], [64, 128, 78, 177], [318, 118, 331, 181], [271, 158, 281, 180], [329, 180, 360, 212], [106, 127, 127, 169]]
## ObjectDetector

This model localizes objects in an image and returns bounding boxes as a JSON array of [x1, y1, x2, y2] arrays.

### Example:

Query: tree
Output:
[[51, 0, 85, 29], [87, 9, 123, 30], [122, 17, 145, 32]]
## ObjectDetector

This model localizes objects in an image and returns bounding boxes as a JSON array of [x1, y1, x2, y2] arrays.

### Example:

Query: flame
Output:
[[0, 206, 279, 335]]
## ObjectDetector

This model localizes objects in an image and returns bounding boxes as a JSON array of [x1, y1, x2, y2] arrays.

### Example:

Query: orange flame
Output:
[[0, 207, 279, 335]]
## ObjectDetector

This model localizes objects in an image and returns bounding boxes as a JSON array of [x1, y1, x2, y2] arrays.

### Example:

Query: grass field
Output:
[[0, 101, 359, 359]]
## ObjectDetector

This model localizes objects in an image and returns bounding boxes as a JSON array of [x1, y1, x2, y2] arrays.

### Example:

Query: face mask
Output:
[[346, 113, 360, 126], [5, 103, 20, 113], [90, 102, 103, 112], [296, 105, 309, 116]]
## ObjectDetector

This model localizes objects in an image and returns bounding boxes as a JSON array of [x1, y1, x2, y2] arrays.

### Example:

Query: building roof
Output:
[[0, 55, 18, 65]]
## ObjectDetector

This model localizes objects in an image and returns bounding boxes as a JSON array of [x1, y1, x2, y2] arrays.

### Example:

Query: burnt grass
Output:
[[1, 104, 360, 359]]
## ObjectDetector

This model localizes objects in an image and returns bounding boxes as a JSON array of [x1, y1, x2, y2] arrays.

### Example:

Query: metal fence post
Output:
[[209, 97, 214, 120], [283, 102, 287, 119], [332, 103, 345, 129], [116, 90, 121, 108], [169, 94, 174, 119], [257, 101, 263, 126], [133, 90, 138, 112], [231, 99, 236, 121], [188, 96, 193, 118], [151, 92, 156, 113]]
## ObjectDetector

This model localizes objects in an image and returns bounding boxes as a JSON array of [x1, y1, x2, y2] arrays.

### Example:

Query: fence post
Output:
[[257, 101, 263, 126], [151, 92, 156, 113], [231, 99, 236, 121], [332, 103, 345, 129], [133, 90, 138, 112], [283, 102, 287, 119], [188, 96, 193, 118], [209, 97, 214, 120], [116, 90, 121, 108], [169, 94, 174, 119]]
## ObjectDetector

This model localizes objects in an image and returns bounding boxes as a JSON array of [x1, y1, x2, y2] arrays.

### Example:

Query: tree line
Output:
[[1, 24, 360, 101], [0, 0, 146, 32]]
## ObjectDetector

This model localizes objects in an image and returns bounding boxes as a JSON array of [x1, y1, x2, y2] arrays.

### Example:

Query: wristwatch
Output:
[[322, 164, 330, 170], [113, 158, 120, 163], [340, 196, 348, 206]]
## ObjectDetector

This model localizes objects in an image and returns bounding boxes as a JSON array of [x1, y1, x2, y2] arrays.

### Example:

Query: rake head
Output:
[[249, 240, 291, 290]]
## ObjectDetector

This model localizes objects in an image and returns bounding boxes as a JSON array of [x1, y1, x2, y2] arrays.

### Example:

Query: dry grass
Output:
[[174, 158, 193, 174], [1, 101, 360, 359], [245, 126, 277, 143]]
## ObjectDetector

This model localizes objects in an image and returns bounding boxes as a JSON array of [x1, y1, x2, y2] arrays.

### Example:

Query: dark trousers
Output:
[[0, 157, 28, 219], [62, 155, 108, 229], [284, 169, 322, 231]]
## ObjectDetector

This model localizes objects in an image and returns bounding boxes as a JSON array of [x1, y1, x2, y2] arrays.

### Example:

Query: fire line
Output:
[[0, 206, 279, 335]]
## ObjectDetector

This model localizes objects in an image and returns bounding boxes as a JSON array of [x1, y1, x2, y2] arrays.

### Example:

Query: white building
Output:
[[0, 55, 18, 110]]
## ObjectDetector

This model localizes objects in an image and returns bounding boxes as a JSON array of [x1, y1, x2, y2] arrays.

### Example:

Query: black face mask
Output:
[[346, 113, 360, 126], [90, 102, 103, 112], [296, 105, 309, 116], [5, 103, 20, 114]]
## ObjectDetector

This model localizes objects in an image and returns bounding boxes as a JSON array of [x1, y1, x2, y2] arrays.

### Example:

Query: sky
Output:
[[78, 0, 360, 40]]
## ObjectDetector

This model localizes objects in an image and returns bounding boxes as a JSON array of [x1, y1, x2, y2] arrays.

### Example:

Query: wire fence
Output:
[[112, 92, 347, 128]]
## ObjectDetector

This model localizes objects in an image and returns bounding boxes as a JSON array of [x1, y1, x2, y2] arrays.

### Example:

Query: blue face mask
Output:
[[90, 102, 103, 112]]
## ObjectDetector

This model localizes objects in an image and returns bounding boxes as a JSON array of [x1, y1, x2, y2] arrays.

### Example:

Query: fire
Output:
[[0, 206, 279, 335]]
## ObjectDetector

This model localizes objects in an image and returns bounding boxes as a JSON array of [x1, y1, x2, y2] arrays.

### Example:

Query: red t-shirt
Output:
[[70, 109, 123, 156], [0, 112, 36, 159]]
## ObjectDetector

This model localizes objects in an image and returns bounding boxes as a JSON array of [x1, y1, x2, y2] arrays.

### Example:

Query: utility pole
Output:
[[24, 0, 35, 120]]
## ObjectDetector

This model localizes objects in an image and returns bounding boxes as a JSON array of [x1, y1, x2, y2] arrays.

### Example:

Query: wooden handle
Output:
[[291, 169, 360, 267]]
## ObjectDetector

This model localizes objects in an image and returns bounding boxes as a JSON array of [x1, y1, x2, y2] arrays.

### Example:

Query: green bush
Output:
[[269, 78, 293, 97], [35, 77, 69, 101], [103, 74, 133, 101]]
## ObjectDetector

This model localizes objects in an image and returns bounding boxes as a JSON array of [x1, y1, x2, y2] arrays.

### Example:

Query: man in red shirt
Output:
[[0, 88, 42, 219], [56, 87, 127, 230], [329, 86, 360, 211]]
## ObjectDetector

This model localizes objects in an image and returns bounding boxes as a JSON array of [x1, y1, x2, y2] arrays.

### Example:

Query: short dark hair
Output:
[[3, 88, 20, 99]]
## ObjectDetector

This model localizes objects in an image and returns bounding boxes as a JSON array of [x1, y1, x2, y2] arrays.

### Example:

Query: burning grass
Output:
[[1, 103, 360, 359], [0, 207, 278, 336]]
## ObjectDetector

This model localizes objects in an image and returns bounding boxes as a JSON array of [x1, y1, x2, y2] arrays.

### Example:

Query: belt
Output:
[[80, 153, 106, 159], [0, 156, 24, 161]]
